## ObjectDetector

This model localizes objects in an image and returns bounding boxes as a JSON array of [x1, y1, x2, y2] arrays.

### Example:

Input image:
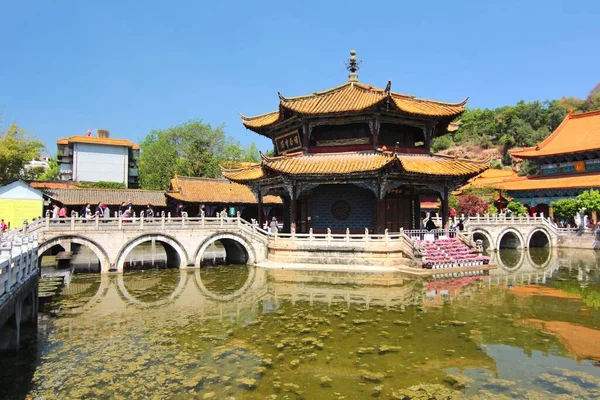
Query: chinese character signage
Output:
[[274, 131, 302, 154]]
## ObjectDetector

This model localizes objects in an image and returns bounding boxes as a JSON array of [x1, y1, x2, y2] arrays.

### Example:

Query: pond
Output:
[[3, 247, 600, 399]]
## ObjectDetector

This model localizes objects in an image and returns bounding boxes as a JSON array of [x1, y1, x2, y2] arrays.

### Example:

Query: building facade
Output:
[[503, 110, 600, 216], [0, 181, 44, 228], [224, 51, 488, 233], [56, 130, 140, 188]]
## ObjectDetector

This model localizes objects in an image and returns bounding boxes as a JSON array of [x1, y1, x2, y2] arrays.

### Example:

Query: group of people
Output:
[[49, 199, 156, 221]]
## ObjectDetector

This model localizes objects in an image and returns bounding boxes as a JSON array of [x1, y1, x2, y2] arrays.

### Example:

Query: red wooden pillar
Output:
[[290, 185, 297, 233], [441, 186, 449, 230], [257, 190, 263, 227]]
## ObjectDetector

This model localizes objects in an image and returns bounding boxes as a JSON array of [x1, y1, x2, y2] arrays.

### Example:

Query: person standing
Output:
[[0, 219, 7, 232], [94, 202, 104, 218], [52, 204, 60, 220], [59, 206, 67, 219], [146, 204, 154, 220], [103, 204, 111, 222]]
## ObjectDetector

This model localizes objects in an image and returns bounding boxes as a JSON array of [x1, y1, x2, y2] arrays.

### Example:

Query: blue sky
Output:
[[1, 0, 599, 154]]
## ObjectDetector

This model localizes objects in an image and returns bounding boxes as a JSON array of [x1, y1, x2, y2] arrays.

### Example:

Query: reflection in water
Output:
[[497, 248, 523, 268], [199, 265, 250, 295], [529, 247, 551, 267], [3, 249, 600, 398]]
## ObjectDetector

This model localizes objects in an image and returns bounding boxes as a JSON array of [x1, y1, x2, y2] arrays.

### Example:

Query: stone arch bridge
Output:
[[31, 215, 270, 273], [432, 214, 561, 251]]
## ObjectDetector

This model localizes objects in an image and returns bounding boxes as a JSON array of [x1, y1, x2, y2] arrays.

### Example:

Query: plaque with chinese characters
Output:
[[274, 131, 302, 154]]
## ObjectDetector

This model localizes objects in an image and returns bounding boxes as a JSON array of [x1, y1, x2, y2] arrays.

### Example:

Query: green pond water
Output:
[[3, 248, 600, 399]]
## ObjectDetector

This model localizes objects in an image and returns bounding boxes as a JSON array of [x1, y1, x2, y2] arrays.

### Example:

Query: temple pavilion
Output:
[[504, 109, 600, 217], [223, 51, 488, 233]]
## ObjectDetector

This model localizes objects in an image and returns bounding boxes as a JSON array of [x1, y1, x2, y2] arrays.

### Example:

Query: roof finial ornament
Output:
[[345, 49, 360, 82]]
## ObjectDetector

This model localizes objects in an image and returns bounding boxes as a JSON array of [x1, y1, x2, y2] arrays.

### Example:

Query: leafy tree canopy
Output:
[[551, 199, 581, 219], [37, 158, 60, 181], [0, 123, 45, 185], [456, 194, 490, 216], [577, 189, 600, 212], [506, 201, 527, 215], [446, 84, 600, 158], [138, 120, 261, 190]]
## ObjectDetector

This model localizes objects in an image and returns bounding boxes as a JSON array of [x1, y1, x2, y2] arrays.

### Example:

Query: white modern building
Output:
[[56, 130, 140, 188]]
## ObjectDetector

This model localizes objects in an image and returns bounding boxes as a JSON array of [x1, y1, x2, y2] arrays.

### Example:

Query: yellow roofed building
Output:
[[224, 51, 489, 233], [499, 110, 600, 216]]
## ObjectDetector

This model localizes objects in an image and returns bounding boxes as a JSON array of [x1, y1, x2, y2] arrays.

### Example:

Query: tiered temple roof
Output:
[[223, 151, 489, 183], [241, 81, 467, 137], [511, 110, 600, 159]]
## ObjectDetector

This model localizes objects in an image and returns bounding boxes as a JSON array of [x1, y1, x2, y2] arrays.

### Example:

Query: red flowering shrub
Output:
[[457, 194, 490, 216]]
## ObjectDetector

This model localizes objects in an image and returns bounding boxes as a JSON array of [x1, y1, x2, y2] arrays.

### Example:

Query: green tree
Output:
[[38, 158, 60, 181], [518, 160, 539, 177], [0, 124, 45, 185], [577, 189, 600, 213], [551, 199, 581, 219], [506, 201, 527, 215], [138, 120, 259, 190], [431, 135, 452, 153]]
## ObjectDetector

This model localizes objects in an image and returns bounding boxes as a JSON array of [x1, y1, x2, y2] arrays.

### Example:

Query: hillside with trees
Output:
[[433, 83, 600, 174]]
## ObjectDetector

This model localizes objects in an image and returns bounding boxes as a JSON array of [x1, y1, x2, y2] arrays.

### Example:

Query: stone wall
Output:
[[557, 232, 600, 250], [311, 184, 374, 231]]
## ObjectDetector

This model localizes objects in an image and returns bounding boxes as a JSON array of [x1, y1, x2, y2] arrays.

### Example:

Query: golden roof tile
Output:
[[511, 110, 600, 159], [496, 173, 600, 191], [241, 81, 467, 133], [456, 169, 518, 193], [168, 175, 281, 204], [223, 151, 488, 182]]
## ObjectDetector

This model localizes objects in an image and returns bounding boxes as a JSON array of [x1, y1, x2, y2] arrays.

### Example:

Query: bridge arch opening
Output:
[[195, 234, 254, 267], [529, 229, 551, 248], [472, 231, 492, 252], [38, 236, 110, 273], [498, 230, 523, 249], [116, 235, 188, 273]]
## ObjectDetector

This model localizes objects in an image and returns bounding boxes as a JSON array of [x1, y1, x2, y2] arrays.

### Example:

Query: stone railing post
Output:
[[140, 211, 145, 229], [167, 212, 172, 223], [346, 228, 350, 242], [364, 228, 369, 242], [326, 228, 331, 242], [237, 211, 241, 228], [384, 228, 389, 243], [309, 228, 313, 243], [220, 214, 224, 227], [161, 214, 165, 229], [201, 211, 205, 228], [181, 211, 186, 228], [118, 215, 123, 229], [95, 214, 100, 230], [70, 214, 75, 230], [45, 215, 50, 230]]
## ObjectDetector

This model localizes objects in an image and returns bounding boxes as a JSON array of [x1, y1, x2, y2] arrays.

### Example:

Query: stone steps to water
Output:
[[38, 276, 65, 300]]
